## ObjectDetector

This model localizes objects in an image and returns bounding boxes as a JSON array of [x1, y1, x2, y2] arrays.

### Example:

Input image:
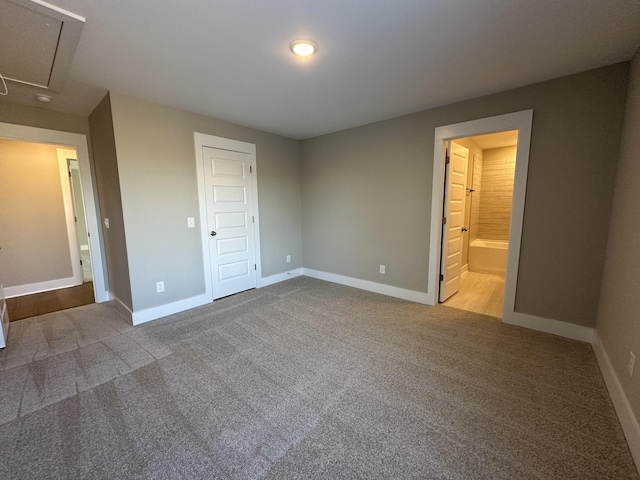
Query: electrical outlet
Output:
[[379, 265, 386, 274], [156, 281, 165, 293], [103, 217, 110, 229], [286, 255, 291, 263], [628, 352, 635, 377], [187, 217, 195, 228]]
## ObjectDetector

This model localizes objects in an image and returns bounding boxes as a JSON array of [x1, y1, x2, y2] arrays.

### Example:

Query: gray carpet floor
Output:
[[0, 276, 637, 479]]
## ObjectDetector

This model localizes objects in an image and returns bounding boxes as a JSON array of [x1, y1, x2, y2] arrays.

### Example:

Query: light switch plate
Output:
[[187, 217, 195, 228], [103, 218, 110, 229]]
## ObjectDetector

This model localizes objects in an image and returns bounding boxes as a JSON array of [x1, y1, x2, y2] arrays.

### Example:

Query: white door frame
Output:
[[427, 110, 533, 324], [194, 132, 262, 302], [0, 122, 109, 302]]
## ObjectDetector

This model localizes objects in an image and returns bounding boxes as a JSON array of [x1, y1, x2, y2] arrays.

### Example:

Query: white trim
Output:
[[258, 268, 303, 288], [503, 311, 594, 343], [303, 268, 432, 304], [193, 133, 262, 302], [130, 293, 211, 326], [0, 307, 7, 349], [4, 276, 79, 298], [57, 148, 83, 286], [0, 122, 109, 303], [592, 332, 640, 470], [461, 264, 469, 276], [429, 111, 534, 321], [0, 285, 8, 349]]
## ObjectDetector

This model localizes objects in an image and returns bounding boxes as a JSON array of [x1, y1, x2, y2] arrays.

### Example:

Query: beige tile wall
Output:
[[469, 152, 483, 242], [477, 146, 516, 241]]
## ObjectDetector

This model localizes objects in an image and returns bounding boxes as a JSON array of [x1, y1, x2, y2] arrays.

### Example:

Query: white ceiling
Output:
[[2, 0, 640, 139]]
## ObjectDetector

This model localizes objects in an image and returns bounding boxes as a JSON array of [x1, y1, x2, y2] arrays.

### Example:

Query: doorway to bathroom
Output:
[[440, 131, 518, 318], [427, 110, 533, 324]]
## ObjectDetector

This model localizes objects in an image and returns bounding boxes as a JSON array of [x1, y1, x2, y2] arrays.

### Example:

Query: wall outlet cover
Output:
[[379, 265, 386, 274], [156, 281, 165, 293]]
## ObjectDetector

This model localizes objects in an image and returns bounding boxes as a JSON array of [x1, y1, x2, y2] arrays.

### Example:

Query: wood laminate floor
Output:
[[6, 282, 95, 322], [443, 271, 505, 318]]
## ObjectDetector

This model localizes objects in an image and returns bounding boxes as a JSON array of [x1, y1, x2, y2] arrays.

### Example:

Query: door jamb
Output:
[[0, 122, 109, 302], [194, 132, 261, 302], [427, 110, 533, 323]]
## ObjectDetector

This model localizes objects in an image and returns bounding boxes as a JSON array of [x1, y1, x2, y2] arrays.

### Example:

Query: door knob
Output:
[[461, 227, 468, 233], [210, 231, 217, 237]]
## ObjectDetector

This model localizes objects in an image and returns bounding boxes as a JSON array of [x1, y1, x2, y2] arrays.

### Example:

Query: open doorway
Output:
[[427, 110, 533, 325], [0, 139, 95, 320], [0, 121, 108, 331], [440, 131, 518, 318]]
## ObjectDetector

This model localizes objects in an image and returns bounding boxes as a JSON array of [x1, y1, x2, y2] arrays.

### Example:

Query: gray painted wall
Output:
[[0, 100, 90, 136], [88, 95, 133, 309], [302, 63, 628, 327], [596, 49, 640, 419], [0, 139, 72, 286], [107, 92, 302, 311]]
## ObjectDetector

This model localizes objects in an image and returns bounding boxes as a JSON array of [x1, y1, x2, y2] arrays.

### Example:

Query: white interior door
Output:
[[68, 159, 93, 282], [203, 146, 257, 299], [56, 148, 83, 287], [439, 141, 469, 302]]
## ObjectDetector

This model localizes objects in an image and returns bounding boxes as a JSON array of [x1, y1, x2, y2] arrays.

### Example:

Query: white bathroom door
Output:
[[202, 146, 257, 300], [439, 141, 469, 302]]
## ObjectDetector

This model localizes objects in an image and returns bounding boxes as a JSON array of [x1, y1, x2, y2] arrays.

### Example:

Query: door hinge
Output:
[[68, 170, 72, 177], [74, 216, 77, 223], [80, 259, 83, 266], [442, 216, 447, 225], [252, 216, 254, 223], [439, 274, 444, 281], [254, 264, 257, 271], [445, 154, 450, 165], [250, 166, 253, 173]]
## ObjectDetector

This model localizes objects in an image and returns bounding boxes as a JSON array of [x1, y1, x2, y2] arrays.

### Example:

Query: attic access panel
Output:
[[0, 0, 84, 91]]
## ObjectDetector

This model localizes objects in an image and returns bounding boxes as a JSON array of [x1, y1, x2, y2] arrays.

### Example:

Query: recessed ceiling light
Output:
[[35, 94, 52, 103], [290, 40, 317, 57]]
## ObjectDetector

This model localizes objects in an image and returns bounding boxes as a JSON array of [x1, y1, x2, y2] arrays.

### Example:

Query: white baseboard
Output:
[[592, 332, 640, 470], [502, 311, 594, 343], [302, 268, 433, 305], [258, 268, 303, 288], [5, 277, 80, 298], [110, 268, 306, 327], [130, 293, 212, 326]]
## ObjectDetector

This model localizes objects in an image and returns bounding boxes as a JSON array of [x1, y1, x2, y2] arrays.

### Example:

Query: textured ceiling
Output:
[[1, 0, 640, 139]]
